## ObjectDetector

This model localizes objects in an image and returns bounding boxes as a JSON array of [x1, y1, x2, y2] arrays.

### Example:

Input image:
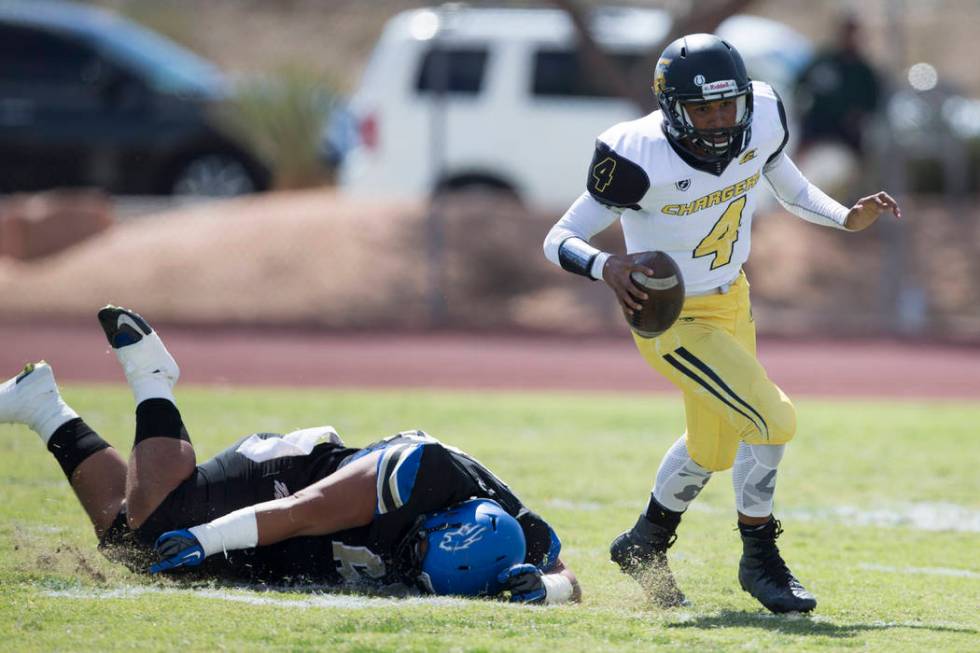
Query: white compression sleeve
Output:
[[732, 443, 785, 517], [652, 435, 713, 512], [188, 506, 258, 557], [544, 192, 621, 279], [763, 153, 849, 229]]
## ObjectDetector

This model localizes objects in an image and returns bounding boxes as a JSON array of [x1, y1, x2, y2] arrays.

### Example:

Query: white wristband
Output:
[[590, 252, 612, 281], [188, 506, 258, 557], [541, 573, 575, 605]]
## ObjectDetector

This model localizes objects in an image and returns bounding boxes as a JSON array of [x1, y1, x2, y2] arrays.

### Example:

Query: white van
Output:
[[339, 5, 811, 210]]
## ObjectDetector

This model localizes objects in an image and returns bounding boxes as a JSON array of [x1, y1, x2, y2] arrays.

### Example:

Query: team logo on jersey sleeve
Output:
[[675, 178, 692, 191], [739, 149, 757, 164]]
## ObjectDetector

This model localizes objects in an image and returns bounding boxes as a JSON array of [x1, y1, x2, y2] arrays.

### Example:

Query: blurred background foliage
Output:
[[216, 67, 341, 189]]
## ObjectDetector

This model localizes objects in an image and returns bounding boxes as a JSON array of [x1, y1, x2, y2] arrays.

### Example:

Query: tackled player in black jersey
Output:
[[0, 306, 579, 604]]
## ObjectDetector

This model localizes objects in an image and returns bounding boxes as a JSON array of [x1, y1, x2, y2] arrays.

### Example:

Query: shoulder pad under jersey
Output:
[[752, 82, 790, 165], [586, 140, 650, 210]]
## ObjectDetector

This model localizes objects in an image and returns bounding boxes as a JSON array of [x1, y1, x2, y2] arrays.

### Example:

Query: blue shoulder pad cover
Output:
[[375, 442, 425, 515], [541, 526, 562, 573], [586, 140, 650, 209]]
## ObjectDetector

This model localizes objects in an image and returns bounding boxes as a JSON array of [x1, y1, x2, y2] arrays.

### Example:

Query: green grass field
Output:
[[2, 385, 978, 652]]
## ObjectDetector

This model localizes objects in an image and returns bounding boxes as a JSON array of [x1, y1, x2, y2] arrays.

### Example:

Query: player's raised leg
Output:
[[0, 361, 127, 536], [97, 305, 195, 530]]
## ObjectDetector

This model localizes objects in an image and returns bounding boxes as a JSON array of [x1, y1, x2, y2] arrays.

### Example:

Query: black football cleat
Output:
[[610, 514, 688, 608], [738, 519, 817, 614]]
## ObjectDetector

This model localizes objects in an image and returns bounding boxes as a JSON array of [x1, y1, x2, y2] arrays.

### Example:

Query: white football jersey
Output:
[[592, 81, 786, 294]]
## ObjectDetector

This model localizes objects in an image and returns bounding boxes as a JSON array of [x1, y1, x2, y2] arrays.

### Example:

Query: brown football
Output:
[[626, 251, 685, 338]]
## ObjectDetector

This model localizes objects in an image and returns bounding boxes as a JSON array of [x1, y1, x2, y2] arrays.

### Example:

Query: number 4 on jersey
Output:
[[591, 157, 616, 192], [693, 196, 747, 269]]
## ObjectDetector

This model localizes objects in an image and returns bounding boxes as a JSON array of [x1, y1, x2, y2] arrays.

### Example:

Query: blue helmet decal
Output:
[[437, 522, 489, 553], [417, 498, 526, 597]]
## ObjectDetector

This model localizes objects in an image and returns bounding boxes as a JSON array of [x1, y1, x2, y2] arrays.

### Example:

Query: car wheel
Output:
[[170, 154, 257, 197]]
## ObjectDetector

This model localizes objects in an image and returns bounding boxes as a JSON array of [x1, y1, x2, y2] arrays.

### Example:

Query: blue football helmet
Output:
[[411, 498, 526, 597]]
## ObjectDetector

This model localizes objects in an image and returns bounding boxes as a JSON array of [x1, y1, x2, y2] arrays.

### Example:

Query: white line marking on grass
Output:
[[785, 502, 980, 532], [811, 614, 975, 631], [43, 586, 482, 609], [858, 563, 980, 579]]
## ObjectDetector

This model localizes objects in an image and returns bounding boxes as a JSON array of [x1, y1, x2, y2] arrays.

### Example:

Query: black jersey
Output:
[[133, 430, 560, 588]]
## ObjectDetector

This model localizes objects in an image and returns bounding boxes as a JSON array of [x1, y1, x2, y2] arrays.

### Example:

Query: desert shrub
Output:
[[217, 66, 340, 189]]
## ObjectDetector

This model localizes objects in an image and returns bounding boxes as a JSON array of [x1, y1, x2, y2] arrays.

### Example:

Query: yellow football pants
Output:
[[633, 272, 796, 472]]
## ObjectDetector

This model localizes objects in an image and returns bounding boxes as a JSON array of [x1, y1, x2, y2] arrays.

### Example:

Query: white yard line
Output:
[[43, 586, 478, 609], [858, 563, 980, 579], [783, 502, 980, 533], [547, 500, 980, 532]]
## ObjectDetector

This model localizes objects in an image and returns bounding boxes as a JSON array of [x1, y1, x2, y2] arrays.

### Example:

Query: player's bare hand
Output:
[[602, 254, 652, 315], [844, 191, 902, 231]]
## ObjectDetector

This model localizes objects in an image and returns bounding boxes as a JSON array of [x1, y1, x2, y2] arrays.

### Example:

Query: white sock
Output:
[[32, 398, 79, 445], [652, 435, 713, 512], [733, 443, 784, 517], [128, 377, 176, 405]]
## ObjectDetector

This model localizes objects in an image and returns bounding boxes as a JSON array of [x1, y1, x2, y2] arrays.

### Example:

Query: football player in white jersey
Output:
[[544, 33, 900, 613]]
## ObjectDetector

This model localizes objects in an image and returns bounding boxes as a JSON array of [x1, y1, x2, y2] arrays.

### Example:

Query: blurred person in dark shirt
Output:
[[793, 14, 883, 198], [795, 14, 882, 156]]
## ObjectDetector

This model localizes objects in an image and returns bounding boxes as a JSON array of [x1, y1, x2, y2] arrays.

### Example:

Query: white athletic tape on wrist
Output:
[[590, 252, 612, 280], [189, 506, 258, 557], [541, 574, 574, 605]]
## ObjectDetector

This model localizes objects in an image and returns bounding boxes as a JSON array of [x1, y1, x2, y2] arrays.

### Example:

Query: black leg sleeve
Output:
[[47, 418, 111, 479], [134, 399, 190, 445]]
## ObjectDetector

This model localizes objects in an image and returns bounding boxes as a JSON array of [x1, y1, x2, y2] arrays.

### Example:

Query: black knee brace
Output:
[[46, 418, 111, 479], [135, 399, 190, 445]]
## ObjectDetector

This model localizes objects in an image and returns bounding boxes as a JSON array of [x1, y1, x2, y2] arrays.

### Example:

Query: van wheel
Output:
[[170, 153, 258, 197]]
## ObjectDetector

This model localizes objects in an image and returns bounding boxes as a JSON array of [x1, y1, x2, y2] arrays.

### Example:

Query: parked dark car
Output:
[[0, 0, 271, 196]]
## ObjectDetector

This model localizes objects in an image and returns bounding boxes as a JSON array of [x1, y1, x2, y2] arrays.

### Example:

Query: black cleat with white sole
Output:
[[738, 518, 817, 613]]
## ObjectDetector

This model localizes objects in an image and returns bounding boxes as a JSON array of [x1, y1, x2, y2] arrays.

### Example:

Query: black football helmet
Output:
[[652, 33, 753, 164]]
